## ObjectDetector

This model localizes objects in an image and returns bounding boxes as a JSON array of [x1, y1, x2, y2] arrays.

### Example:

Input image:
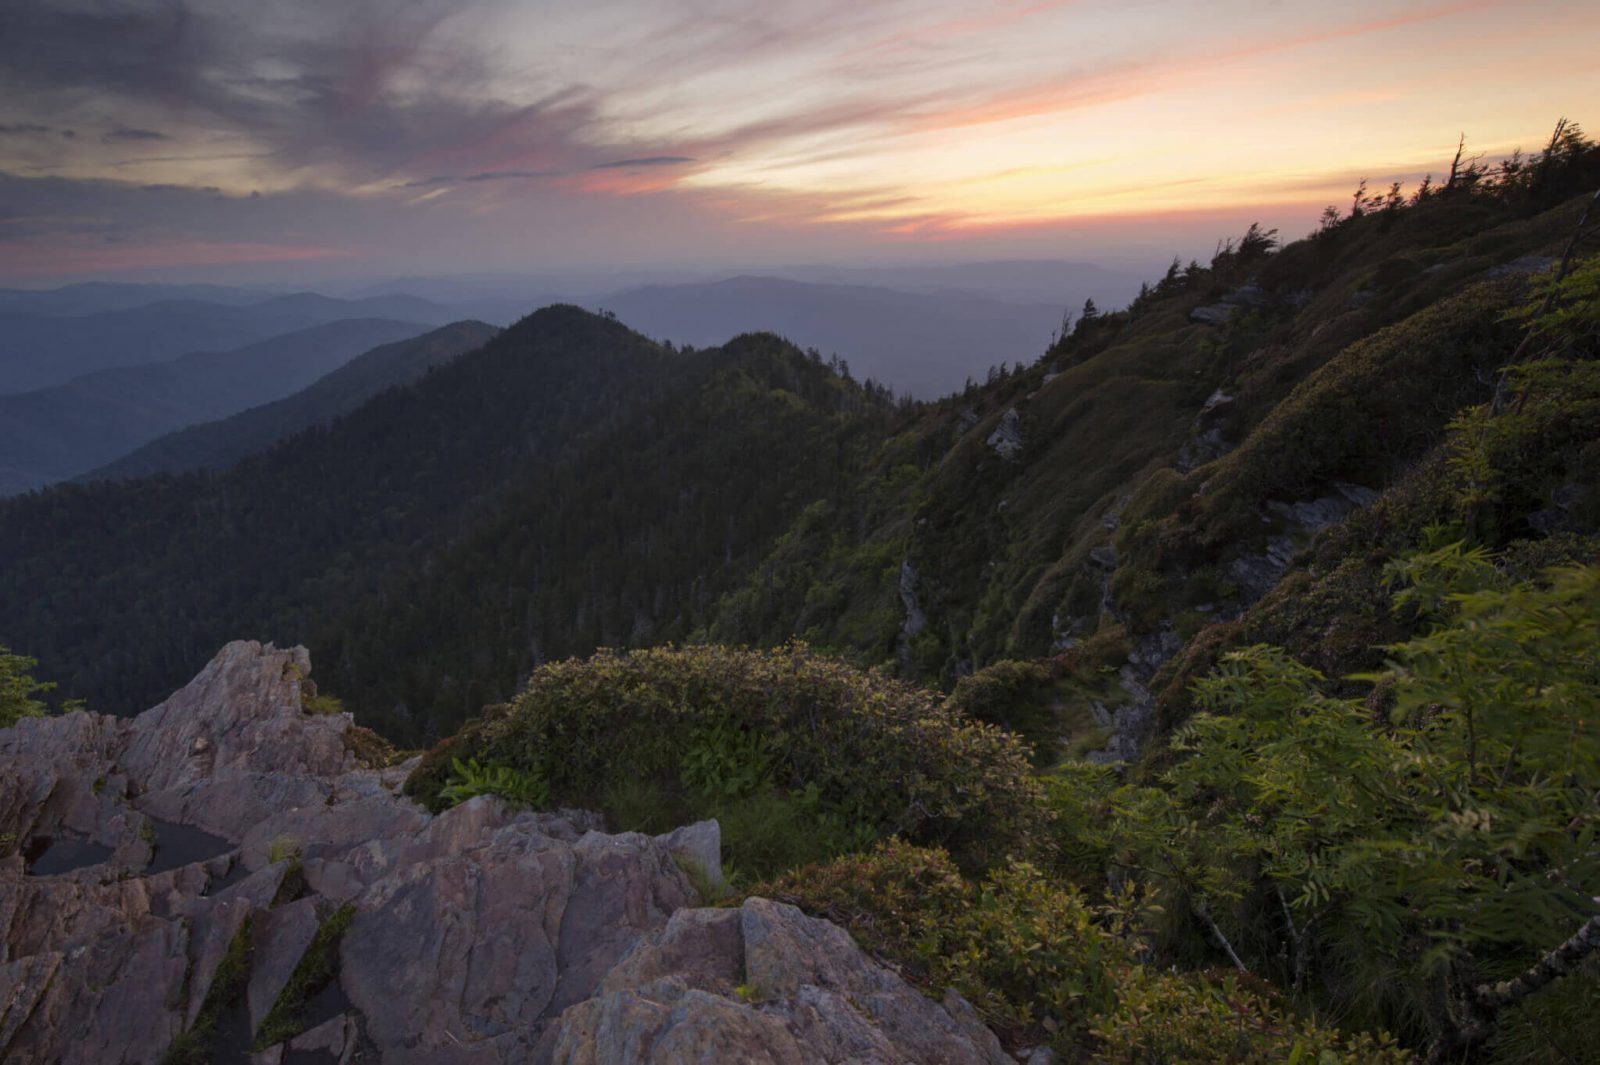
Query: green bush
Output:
[[946, 659, 1059, 764], [1089, 968, 1412, 1064], [1, 646, 71, 727], [761, 841, 1127, 1051], [406, 643, 1046, 874], [763, 841, 1405, 1060]]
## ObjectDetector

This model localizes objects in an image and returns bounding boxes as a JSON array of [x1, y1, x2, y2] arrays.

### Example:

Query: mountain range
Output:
[[0, 293, 465, 394], [0, 318, 441, 495], [80, 320, 499, 483], [3, 172, 1595, 750]]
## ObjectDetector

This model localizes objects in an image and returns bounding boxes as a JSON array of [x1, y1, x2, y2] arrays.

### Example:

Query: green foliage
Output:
[[161, 915, 255, 1065], [300, 692, 345, 716], [1069, 554, 1600, 1052], [766, 841, 1400, 1060], [407, 643, 1046, 875], [438, 756, 549, 809], [267, 834, 301, 865], [0, 645, 64, 727], [1089, 968, 1411, 1064], [762, 842, 1130, 1051], [1446, 358, 1600, 540], [680, 718, 775, 801], [254, 903, 355, 1050], [946, 659, 1058, 763], [1504, 253, 1600, 344]]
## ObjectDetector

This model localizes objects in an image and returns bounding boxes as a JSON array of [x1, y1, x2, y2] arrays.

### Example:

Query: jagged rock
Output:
[[1177, 389, 1237, 471], [1227, 482, 1380, 603], [1487, 255, 1556, 278], [1, 642, 1009, 1064], [1201, 388, 1234, 414], [1528, 481, 1588, 536], [653, 820, 726, 893], [1222, 282, 1271, 308], [1089, 544, 1118, 570], [896, 560, 928, 669], [899, 560, 927, 640], [543, 898, 1010, 1064], [1189, 304, 1234, 325], [986, 408, 1024, 459]]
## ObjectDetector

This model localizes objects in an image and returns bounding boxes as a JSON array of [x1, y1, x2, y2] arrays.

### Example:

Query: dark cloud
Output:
[[591, 156, 694, 170], [0, 122, 54, 135], [403, 168, 564, 188], [102, 127, 168, 142], [0, 1, 611, 185]]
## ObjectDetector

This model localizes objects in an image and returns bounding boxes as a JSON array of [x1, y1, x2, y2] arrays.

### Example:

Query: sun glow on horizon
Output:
[[1, 0, 1596, 279]]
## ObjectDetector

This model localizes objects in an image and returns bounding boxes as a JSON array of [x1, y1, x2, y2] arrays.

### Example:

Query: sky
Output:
[[0, 0, 1595, 285]]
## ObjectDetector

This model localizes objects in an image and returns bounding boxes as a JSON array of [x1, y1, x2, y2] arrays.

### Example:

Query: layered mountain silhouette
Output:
[[0, 318, 435, 495], [0, 292, 462, 393], [1, 181, 1595, 757], [82, 320, 498, 482]]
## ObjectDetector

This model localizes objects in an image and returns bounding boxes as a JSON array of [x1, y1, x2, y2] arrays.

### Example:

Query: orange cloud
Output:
[[918, 1, 1492, 133]]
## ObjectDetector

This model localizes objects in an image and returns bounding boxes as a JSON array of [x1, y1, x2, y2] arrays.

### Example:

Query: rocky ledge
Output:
[[0, 642, 1009, 1064]]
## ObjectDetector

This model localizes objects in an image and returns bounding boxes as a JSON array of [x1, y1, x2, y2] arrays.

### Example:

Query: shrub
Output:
[[438, 757, 549, 809], [1, 646, 67, 727], [767, 841, 1414, 1061], [761, 841, 1131, 1052], [406, 643, 1046, 873], [1089, 968, 1412, 1064], [946, 659, 1058, 763]]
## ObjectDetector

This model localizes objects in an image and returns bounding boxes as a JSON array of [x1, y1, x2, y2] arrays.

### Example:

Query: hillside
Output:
[[0, 318, 433, 495], [0, 306, 891, 730], [82, 320, 499, 482]]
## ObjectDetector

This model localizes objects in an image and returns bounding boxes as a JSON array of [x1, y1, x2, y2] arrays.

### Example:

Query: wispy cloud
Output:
[[0, 0, 1590, 279], [592, 155, 694, 170]]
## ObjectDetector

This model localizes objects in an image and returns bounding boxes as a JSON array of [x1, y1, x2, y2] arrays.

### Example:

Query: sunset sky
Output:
[[1, 0, 1595, 283]]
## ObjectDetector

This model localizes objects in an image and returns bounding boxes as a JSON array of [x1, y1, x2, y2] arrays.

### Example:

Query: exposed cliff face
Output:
[[0, 642, 1008, 1064]]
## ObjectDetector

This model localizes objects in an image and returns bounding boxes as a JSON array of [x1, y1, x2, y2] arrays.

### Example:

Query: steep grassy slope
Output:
[[707, 189, 1597, 698]]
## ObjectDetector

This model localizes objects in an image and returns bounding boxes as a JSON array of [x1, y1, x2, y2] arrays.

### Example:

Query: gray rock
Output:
[[2, 642, 1009, 1063], [1487, 255, 1556, 279], [986, 407, 1024, 460], [653, 820, 725, 896], [247, 897, 322, 1031], [1222, 282, 1271, 308], [1189, 304, 1234, 325]]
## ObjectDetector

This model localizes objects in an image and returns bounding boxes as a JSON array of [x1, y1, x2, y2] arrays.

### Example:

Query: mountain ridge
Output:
[[80, 319, 500, 482], [0, 317, 434, 495]]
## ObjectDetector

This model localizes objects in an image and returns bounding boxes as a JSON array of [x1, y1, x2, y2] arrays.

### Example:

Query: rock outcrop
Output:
[[985, 408, 1023, 460], [0, 642, 1009, 1064]]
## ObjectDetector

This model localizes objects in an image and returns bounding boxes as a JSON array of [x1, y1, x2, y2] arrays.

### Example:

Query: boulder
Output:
[[0, 642, 1010, 1064]]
